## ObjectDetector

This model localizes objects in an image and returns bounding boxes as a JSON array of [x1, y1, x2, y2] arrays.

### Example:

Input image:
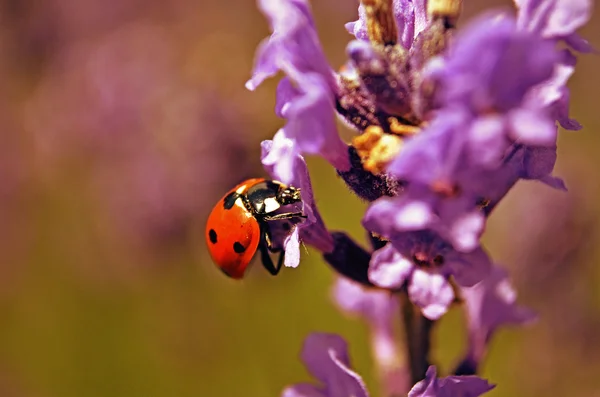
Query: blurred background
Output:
[[0, 0, 598, 396]]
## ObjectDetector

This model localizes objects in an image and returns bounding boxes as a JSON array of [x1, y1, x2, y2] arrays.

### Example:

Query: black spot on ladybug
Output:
[[208, 229, 218, 244], [233, 242, 246, 253], [223, 192, 241, 210]]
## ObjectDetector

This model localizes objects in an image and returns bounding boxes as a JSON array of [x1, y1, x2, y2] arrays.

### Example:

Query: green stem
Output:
[[400, 293, 435, 386]]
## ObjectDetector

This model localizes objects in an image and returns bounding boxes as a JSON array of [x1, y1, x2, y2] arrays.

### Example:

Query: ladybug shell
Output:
[[205, 179, 264, 279]]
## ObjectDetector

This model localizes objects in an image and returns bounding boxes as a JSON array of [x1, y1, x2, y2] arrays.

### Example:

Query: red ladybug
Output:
[[205, 178, 305, 278]]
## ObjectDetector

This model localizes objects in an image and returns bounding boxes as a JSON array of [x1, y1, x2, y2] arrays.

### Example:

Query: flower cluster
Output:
[[247, 0, 591, 394], [282, 333, 494, 397]]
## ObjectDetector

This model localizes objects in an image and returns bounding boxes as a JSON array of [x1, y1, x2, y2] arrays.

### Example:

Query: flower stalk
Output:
[[400, 292, 434, 386]]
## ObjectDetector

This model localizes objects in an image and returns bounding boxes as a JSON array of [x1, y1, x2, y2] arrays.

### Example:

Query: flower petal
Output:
[[446, 247, 493, 287], [278, 71, 350, 171], [408, 269, 454, 320], [409, 365, 495, 397], [515, 0, 592, 39], [247, 0, 335, 90], [249, 0, 350, 171], [467, 115, 509, 167], [520, 145, 558, 181], [300, 333, 370, 397], [462, 266, 537, 344], [438, 14, 557, 112], [368, 244, 413, 289], [284, 227, 301, 268], [262, 130, 300, 186], [262, 134, 334, 256], [450, 210, 486, 253], [346, 0, 429, 49], [507, 108, 557, 146]]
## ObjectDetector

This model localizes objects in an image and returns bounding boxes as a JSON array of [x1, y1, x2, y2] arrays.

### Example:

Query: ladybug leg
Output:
[[258, 212, 306, 276], [259, 225, 284, 276], [259, 241, 284, 276], [263, 212, 306, 222]]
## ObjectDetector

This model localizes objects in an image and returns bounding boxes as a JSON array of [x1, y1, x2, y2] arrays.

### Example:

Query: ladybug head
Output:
[[277, 186, 302, 206]]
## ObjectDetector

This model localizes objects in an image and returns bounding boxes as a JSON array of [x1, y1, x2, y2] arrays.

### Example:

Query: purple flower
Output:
[[333, 277, 407, 394], [248, 0, 350, 172], [515, 0, 592, 129], [346, 0, 428, 50], [369, 13, 571, 253], [248, 0, 591, 393], [371, 118, 565, 252], [363, 234, 492, 320], [516, 0, 592, 130], [459, 266, 537, 370], [515, 0, 592, 45], [364, 175, 487, 253], [340, 0, 449, 125], [282, 333, 369, 397], [262, 133, 334, 269], [246, 0, 334, 91], [408, 366, 495, 397], [333, 277, 398, 341], [418, 13, 564, 166], [430, 15, 558, 137], [525, 49, 582, 130], [387, 108, 563, 191]]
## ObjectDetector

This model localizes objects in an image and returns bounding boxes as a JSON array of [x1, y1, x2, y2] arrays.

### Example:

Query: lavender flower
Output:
[[248, 0, 350, 172], [364, 235, 492, 320], [333, 277, 407, 394], [431, 16, 557, 118], [367, 12, 574, 253], [346, 0, 428, 50], [525, 48, 582, 130], [456, 266, 537, 374], [516, 0, 593, 130], [333, 277, 398, 363], [248, 0, 592, 393], [515, 0, 592, 47], [408, 366, 495, 397], [282, 333, 369, 397], [284, 333, 495, 397], [367, 115, 565, 254]]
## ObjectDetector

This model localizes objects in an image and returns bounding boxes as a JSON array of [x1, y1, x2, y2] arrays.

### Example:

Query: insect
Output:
[[205, 178, 306, 279]]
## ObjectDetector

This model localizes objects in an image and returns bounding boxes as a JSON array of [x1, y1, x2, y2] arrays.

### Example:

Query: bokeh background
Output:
[[0, 0, 598, 396]]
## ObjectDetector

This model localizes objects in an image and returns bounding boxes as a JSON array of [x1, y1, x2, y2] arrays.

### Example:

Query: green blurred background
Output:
[[0, 0, 598, 396]]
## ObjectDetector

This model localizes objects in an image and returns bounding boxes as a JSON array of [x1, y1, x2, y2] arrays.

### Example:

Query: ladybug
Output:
[[205, 178, 306, 279]]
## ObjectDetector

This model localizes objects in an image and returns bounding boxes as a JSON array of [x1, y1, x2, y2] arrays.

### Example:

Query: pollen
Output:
[[352, 125, 403, 175], [388, 118, 422, 137]]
